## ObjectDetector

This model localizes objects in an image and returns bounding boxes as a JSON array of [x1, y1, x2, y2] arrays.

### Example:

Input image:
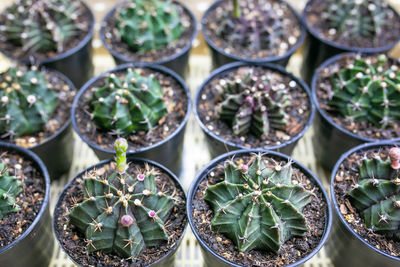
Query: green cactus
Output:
[[90, 68, 168, 137], [0, 0, 84, 54], [348, 147, 400, 239], [217, 73, 290, 140], [327, 54, 400, 128], [116, 0, 185, 52], [0, 162, 22, 219], [204, 154, 312, 253], [0, 67, 59, 138], [69, 138, 176, 260]]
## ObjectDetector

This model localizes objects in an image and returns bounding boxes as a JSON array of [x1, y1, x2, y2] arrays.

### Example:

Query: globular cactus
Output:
[[69, 138, 176, 260], [348, 147, 400, 239], [327, 54, 400, 128], [217, 73, 290, 140], [0, 0, 84, 54], [0, 67, 59, 138], [90, 68, 168, 136], [0, 162, 22, 219], [116, 0, 185, 52], [204, 154, 312, 253]]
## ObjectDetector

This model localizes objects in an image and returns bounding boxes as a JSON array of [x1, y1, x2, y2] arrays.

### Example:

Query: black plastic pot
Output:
[[194, 61, 315, 159], [0, 142, 52, 267], [100, 0, 197, 79], [72, 62, 191, 176], [311, 53, 400, 172], [201, 0, 306, 70], [301, 0, 400, 84], [53, 156, 188, 267], [329, 141, 400, 267], [0, 0, 94, 88], [187, 149, 332, 267]]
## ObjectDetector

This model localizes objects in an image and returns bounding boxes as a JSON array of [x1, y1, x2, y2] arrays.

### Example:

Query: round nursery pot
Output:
[[0, 0, 95, 88], [72, 63, 191, 176], [194, 61, 314, 158], [187, 149, 332, 267], [201, 0, 306, 69], [53, 156, 188, 267], [329, 141, 400, 267], [100, 0, 197, 79], [0, 142, 52, 267], [311, 53, 400, 172], [301, 0, 400, 84]]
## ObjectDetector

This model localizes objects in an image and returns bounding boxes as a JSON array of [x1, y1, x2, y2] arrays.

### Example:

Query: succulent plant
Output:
[[116, 0, 185, 52], [217, 72, 291, 139], [90, 68, 168, 137], [326, 54, 400, 128], [0, 67, 59, 138], [69, 138, 176, 260], [204, 154, 312, 253], [0, 0, 84, 54], [0, 162, 22, 219], [348, 147, 400, 239]]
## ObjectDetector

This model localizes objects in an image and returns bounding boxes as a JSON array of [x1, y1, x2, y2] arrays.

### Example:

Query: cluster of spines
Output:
[[204, 153, 312, 253], [69, 138, 176, 260], [0, 162, 22, 219]]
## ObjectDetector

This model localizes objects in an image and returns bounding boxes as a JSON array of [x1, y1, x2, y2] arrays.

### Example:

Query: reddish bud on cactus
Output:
[[121, 215, 134, 227], [137, 173, 145, 181], [245, 95, 254, 107], [241, 164, 248, 172], [389, 147, 400, 169], [148, 210, 156, 218]]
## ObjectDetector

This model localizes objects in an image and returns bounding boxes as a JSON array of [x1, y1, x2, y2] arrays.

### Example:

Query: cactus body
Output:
[[0, 162, 22, 219], [0, 67, 59, 138], [204, 154, 312, 253], [69, 138, 176, 259], [90, 68, 168, 137]]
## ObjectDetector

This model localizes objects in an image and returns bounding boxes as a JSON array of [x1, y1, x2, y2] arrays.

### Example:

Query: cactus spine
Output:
[[0, 162, 22, 219]]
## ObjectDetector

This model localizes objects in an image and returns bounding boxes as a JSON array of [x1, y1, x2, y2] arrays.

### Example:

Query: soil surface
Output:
[[197, 66, 311, 149], [203, 0, 302, 59], [315, 54, 400, 140], [0, 151, 46, 248], [191, 154, 328, 266], [54, 161, 187, 267], [101, 0, 194, 62], [74, 67, 188, 151], [305, 0, 400, 48], [333, 146, 400, 257], [0, 67, 75, 148]]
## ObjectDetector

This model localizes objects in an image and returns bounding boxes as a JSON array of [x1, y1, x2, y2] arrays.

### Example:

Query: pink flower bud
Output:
[[241, 164, 248, 172], [137, 173, 145, 181], [245, 96, 254, 107], [121, 215, 133, 227], [148, 210, 156, 218], [389, 147, 400, 169]]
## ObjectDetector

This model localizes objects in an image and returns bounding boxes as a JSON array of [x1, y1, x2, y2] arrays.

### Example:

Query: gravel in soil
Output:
[[191, 155, 328, 267], [53, 161, 187, 267]]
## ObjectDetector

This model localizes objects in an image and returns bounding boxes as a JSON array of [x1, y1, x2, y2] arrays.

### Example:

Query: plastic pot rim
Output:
[[71, 62, 191, 156], [194, 61, 315, 152], [187, 148, 333, 267], [330, 141, 400, 263], [0, 142, 50, 254], [52, 156, 188, 267], [201, 0, 306, 64]]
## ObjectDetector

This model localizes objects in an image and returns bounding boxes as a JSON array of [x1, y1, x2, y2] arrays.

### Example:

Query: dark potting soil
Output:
[[333, 146, 400, 257], [0, 151, 45, 248], [315, 54, 400, 140], [101, 0, 194, 62], [192, 155, 328, 266], [0, 0, 92, 61], [305, 0, 400, 48], [74, 67, 188, 151], [0, 67, 75, 148], [197, 66, 311, 148], [203, 0, 302, 59], [53, 161, 187, 267]]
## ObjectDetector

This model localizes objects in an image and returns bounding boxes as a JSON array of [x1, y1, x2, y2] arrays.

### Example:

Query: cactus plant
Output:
[[116, 0, 185, 52], [0, 0, 84, 54], [90, 68, 168, 136], [217, 72, 291, 140], [0, 67, 59, 138], [326, 54, 400, 128], [348, 147, 400, 239], [204, 154, 312, 253], [68, 138, 176, 259], [0, 162, 22, 219]]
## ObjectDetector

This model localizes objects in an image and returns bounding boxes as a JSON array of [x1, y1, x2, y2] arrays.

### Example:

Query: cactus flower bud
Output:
[[121, 215, 134, 227], [148, 210, 156, 218], [389, 147, 400, 169]]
